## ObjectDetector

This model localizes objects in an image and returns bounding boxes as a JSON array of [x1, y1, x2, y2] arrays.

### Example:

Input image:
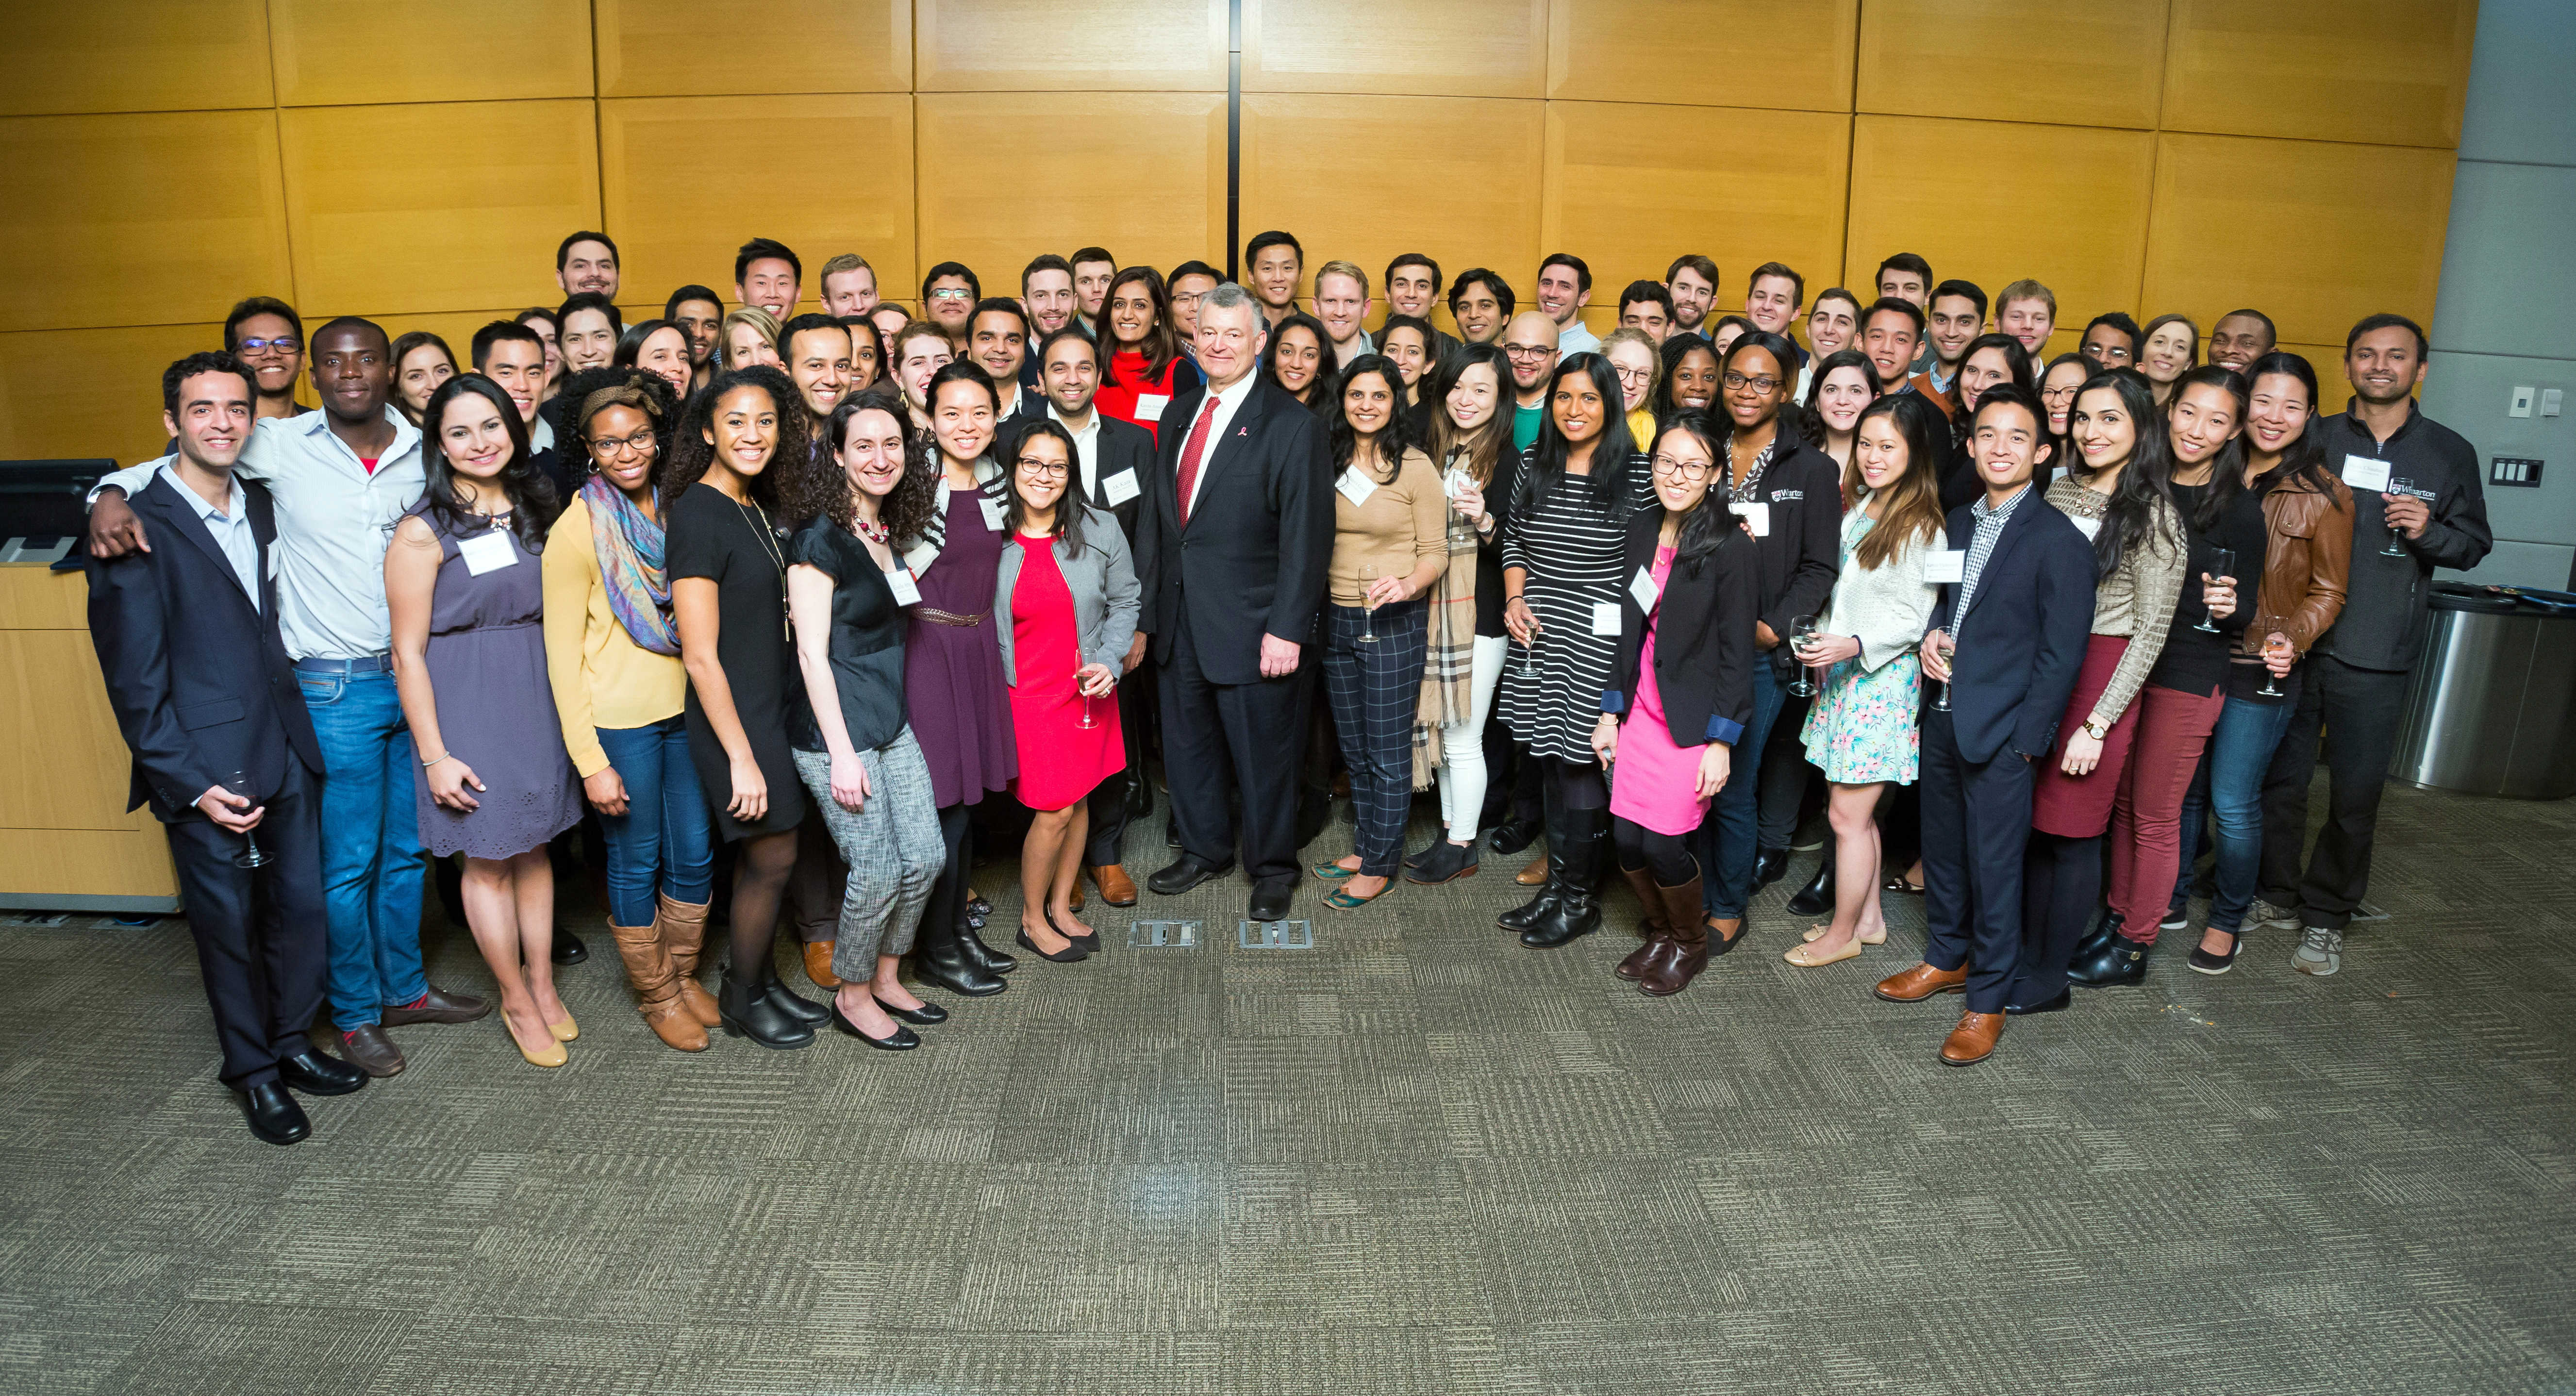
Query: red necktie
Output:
[[1174, 396, 1222, 528]]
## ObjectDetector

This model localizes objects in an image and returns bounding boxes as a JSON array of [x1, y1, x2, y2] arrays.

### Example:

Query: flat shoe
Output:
[[1310, 860, 1360, 882], [1801, 924, 1885, 946], [1014, 927, 1090, 964], [1885, 874, 1925, 895], [1324, 881, 1390, 911], [1783, 938, 1862, 967], [875, 995, 948, 1025]]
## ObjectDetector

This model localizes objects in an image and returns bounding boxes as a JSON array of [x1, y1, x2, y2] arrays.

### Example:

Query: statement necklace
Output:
[[852, 514, 890, 544]]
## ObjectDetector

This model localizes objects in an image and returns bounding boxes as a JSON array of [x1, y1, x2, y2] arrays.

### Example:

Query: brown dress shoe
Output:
[[1940, 1010, 2005, 1065], [379, 983, 489, 1026], [1614, 866, 1669, 981], [802, 940, 842, 990], [612, 919, 710, 1051], [1515, 853, 1549, 887], [1087, 864, 1138, 907], [1874, 962, 1969, 1002], [338, 1023, 406, 1077], [655, 892, 723, 1028]]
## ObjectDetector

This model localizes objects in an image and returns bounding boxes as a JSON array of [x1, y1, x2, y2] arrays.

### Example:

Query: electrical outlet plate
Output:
[[2510, 386, 2535, 418], [2544, 388, 2564, 418]]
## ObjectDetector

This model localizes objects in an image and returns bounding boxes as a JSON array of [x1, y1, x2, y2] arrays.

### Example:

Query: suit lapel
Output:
[[138, 478, 259, 620]]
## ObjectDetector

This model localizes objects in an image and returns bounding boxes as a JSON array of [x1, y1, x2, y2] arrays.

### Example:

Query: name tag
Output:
[[1336, 470, 1378, 508], [1627, 565, 1661, 615], [885, 566, 922, 607], [2070, 515, 2102, 541], [978, 496, 1007, 532], [1591, 600, 1622, 637], [457, 530, 517, 576], [1730, 501, 1771, 536], [1922, 548, 1965, 584], [2340, 453, 2392, 493], [1102, 469, 1140, 506], [1133, 393, 1170, 425]]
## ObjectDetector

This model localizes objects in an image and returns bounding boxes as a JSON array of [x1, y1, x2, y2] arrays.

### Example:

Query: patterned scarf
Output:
[[1409, 453, 1483, 789], [582, 473, 680, 656]]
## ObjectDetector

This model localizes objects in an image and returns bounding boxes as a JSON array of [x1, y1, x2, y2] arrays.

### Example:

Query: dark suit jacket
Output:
[[1605, 509, 1759, 749], [1927, 490, 2096, 765], [84, 473, 323, 821], [1083, 413, 1156, 543], [1136, 377, 1333, 685]]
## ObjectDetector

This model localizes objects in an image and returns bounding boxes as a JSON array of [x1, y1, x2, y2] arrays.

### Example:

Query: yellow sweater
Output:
[[542, 495, 688, 777]]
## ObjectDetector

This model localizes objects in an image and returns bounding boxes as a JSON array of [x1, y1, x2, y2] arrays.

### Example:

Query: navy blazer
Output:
[[1927, 489, 2096, 764], [1135, 376, 1333, 684], [1603, 508, 1760, 750], [84, 472, 323, 821]]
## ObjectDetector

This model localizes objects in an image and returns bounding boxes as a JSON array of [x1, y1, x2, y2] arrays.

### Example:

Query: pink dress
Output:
[[1006, 535, 1125, 811], [1608, 546, 1711, 837]]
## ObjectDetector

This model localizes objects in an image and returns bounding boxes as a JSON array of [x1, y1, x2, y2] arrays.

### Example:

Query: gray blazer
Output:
[[994, 503, 1143, 685]]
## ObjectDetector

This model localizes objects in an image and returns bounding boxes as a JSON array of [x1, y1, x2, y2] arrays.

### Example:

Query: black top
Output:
[[666, 482, 802, 753], [1470, 446, 1526, 638], [1604, 508, 1759, 749], [2147, 479, 2266, 698], [2310, 400, 2490, 672], [784, 516, 910, 754], [1728, 423, 1843, 651]]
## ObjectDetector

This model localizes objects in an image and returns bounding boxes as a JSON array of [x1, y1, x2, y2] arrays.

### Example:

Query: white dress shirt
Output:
[[158, 461, 259, 612], [1180, 370, 1260, 518], [1051, 404, 1103, 500]]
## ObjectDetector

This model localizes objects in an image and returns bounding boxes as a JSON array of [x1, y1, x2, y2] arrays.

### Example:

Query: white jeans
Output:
[[1433, 634, 1510, 843]]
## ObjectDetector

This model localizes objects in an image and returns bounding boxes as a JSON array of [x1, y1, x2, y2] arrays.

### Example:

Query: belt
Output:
[[914, 607, 986, 628], [293, 653, 395, 674]]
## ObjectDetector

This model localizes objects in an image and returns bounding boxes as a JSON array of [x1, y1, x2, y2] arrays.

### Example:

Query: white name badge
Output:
[[2340, 453, 2392, 493], [885, 566, 922, 607], [1922, 548, 1965, 584], [1627, 565, 1661, 615], [1591, 600, 1622, 636], [457, 530, 517, 576], [1336, 470, 1378, 508], [1133, 393, 1171, 425], [1730, 501, 1771, 537], [979, 496, 1007, 531], [2070, 515, 2102, 541], [1102, 469, 1140, 506]]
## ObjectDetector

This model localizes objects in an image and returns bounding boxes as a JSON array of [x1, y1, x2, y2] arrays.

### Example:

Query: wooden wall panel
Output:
[[1543, 103, 1850, 324], [280, 101, 599, 317], [1546, 0, 1858, 111], [0, 2, 273, 116], [915, 93, 1224, 290], [915, 0, 1226, 92], [1240, 94, 1545, 314], [2161, 0, 2476, 148], [1856, 0, 2169, 130], [268, 0, 594, 107], [596, 0, 910, 98], [1244, 0, 1548, 99], [370, 309, 536, 368], [1844, 116, 2155, 328], [2142, 133, 2455, 349], [0, 629, 156, 832], [0, 324, 216, 478], [0, 112, 293, 333], [602, 96, 914, 318]]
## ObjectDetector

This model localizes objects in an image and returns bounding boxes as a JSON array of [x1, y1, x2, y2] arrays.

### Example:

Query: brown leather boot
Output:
[[611, 919, 708, 1051], [656, 892, 723, 1028], [1614, 866, 1670, 981], [802, 940, 842, 991], [1640, 876, 1711, 997]]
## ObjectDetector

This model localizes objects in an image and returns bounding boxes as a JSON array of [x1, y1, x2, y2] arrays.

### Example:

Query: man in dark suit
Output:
[[1134, 283, 1333, 922], [1030, 326, 1161, 907], [1872, 384, 2094, 1067], [86, 352, 365, 1144]]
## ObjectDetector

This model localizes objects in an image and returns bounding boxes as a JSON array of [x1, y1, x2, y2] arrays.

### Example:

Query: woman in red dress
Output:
[[1090, 266, 1203, 444], [996, 420, 1142, 963]]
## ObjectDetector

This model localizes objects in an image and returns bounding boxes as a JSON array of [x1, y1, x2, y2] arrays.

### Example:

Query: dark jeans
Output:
[[1696, 656, 1788, 918], [2173, 678, 2300, 933], [2259, 655, 2410, 931], [594, 718, 716, 926]]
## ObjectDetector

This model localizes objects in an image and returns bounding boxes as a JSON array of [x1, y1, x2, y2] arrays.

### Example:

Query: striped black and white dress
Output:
[[1497, 449, 1654, 763]]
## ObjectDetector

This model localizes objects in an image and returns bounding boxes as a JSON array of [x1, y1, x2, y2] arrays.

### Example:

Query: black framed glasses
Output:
[[236, 336, 300, 352], [588, 430, 658, 458], [1722, 371, 1782, 394]]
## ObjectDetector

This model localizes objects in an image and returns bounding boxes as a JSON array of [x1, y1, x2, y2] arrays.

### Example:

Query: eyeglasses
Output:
[[1611, 366, 1652, 386], [236, 336, 300, 352], [928, 288, 974, 301], [1650, 454, 1712, 479], [1015, 457, 1069, 478], [1723, 371, 1782, 394], [588, 430, 658, 458], [1502, 344, 1555, 360], [1170, 292, 1206, 308], [2040, 385, 2079, 402]]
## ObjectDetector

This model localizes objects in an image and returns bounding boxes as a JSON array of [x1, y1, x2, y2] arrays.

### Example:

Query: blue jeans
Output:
[[2173, 691, 2297, 934], [595, 718, 715, 925], [297, 665, 429, 1030], [1697, 656, 1788, 918]]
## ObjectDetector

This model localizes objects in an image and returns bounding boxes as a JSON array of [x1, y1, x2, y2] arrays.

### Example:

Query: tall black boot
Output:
[[1522, 806, 1606, 948], [1497, 780, 1564, 932]]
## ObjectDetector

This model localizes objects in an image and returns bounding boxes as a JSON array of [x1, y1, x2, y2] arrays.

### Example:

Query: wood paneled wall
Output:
[[0, 0, 2476, 469]]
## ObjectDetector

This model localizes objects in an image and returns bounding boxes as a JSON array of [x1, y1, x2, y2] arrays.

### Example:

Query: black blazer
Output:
[[1735, 423, 1843, 648], [1926, 490, 2097, 764], [1136, 376, 1333, 684], [1083, 413, 1157, 543], [1604, 508, 1760, 750], [84, 473, 323, 821]]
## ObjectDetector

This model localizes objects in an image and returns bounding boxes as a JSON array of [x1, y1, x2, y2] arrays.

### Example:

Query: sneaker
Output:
[[2159, 902, 2190, 933], [2289, 925, 2343, 977], [2247, 898, 2301, 932]]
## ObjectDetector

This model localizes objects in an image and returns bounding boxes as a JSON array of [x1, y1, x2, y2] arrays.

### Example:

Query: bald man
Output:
[[1501, 310, 1561, 455]]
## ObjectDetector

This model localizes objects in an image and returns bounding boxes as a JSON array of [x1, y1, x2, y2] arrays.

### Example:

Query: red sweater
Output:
[[1095, 349, 1203, 444]]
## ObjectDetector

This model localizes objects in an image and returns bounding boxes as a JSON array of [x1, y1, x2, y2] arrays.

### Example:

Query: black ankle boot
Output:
[[1522, 809, 1606, 949], [720, 969, 815, 1048], [2071, 911, 2126, 966], [1785, 858, 1835, 917], [2068, 935, 2149, 987], [958, 923, 1018, 975], [914, 913, 1007, 997], [759, 965, 830, 1025]]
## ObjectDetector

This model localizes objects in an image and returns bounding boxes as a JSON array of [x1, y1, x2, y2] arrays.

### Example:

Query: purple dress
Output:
[[905, 488, 1018, 807], [409, 504, 583, 859]]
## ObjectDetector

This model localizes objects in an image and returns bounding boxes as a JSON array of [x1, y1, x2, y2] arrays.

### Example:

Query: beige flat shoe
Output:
[[1784, 938, 1863, 967], [1802, 923, 1886, 946]]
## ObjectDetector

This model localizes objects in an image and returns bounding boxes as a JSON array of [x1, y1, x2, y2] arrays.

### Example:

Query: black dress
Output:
[[667, 482, 806, 841], [786, 515, 909, 754]]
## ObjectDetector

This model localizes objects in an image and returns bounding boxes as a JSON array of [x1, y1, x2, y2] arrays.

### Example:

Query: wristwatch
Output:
[[2080, 717, 2109, 740]]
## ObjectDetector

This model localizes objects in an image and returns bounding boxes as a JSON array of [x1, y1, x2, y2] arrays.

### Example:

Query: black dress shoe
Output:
[[1164, 816, 1182, 850], [1751, 847, 1789, 890], [1014, 927, 1091, 963], [550, 927, 587, 965], [1248, 876, 1296, 922], [1784, 860, 1835, 917], [1487, 817, 1542, 857], [760, 974, 832, 1026], [2070, 912, 2125, 965], [235, 1081, 311, 1146], [1148, 854, 1233, 897], [875, 996, 948, 1025], [2004, 987, 2073, 1016], [277, 1049, 368, 1097], [2068, 936, 2149, 987], [718, 970, 815, 1048], [829, 999, 920, 1050]]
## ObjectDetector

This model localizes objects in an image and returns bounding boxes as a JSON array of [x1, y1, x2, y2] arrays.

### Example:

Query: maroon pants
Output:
[[2106, 683, 2226, 944]]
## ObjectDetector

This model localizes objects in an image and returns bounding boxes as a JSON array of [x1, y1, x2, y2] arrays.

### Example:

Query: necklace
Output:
[[852, 513, 890, 544], [732, 495, 790, 639]]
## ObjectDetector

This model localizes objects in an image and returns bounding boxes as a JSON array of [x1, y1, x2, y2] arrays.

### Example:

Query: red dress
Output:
[[1094, 349, 1190, 444], [1007, 535, 1125, 810]]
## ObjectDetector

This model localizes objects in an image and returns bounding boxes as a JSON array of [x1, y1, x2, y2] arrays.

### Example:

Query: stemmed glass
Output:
[[224, 769, 266, 870], [2379, 480, 2414, 557], [1074, 654, 1099, 731], [1788, 615, 1820, 697], [1931, 637, 1957, 713], [1358, 564, 1379, 645], [2256, 635, 2293, 699], [2194, 548, 2236, 634]]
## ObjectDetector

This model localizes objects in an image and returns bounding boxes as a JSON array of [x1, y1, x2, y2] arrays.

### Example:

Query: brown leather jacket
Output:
[[2244, 471, 2353, 656]]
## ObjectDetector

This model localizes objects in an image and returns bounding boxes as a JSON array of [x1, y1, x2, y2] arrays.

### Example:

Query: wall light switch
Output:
[[2545, 388, 2564, 417], [2510, 385, 2536, 417]]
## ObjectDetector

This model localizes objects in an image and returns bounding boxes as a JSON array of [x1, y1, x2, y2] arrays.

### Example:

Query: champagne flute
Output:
[[2378, 480, 2413, 557], [1074, 652, 1099, 731], [224, 768, 266, 870], [2256, 634, 2293, 699], [1787, 614, 1820, 698], [2193, 548, 2236, 634], [1358, 563, 1379, 645], [1931, 636, 1957, 713]]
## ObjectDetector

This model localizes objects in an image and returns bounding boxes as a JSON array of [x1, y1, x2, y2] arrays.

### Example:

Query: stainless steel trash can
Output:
[[2390, 583, 2576, 798]]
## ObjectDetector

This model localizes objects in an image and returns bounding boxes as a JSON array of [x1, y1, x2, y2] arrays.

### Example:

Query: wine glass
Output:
[[1074, 653, 1099, 731], [2378, 480, 2413, 557], [1931, 636, 1957, 713], [2193, 548, 2236, 634], [1787, 615, 1820, 697], [224, 769, 266, 870], [2256, 634, 2293, 699], [1358, 564, 1379, 645]]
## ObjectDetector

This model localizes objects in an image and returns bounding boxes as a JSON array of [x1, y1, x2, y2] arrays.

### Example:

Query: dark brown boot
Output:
[[1614, 866, 1670, 981], [1641, 875, 1712, 997]]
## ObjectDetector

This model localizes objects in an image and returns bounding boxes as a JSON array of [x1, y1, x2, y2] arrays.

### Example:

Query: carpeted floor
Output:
[[2, 777, 2571, 1395]]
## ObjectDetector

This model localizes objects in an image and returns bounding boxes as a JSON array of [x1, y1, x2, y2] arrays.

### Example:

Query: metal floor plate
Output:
[[1128, 919, 1200, 948], [1238, 919, 1314, 949]]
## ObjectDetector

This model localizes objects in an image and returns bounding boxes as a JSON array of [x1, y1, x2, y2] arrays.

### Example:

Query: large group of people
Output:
[[81, 227, 2492, 1144]]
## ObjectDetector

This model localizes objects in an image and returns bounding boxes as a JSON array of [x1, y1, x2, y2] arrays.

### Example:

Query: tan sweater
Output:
[[2046, 475, 2187, 731], [1328, 446, 1450, 606]]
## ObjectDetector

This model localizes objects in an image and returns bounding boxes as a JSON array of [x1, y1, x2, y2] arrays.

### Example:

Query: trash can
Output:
[[2390, 582, 2576, 798]]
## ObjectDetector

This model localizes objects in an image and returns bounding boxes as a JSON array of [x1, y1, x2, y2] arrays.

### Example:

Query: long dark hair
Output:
[[1098, 265, 1179, 385], [1001, 416, 1088, 557], [787, 387, 935, 543], [1660, 409, 1737, 570], [1652, 334, 1720, 424], [656, 365, 808, 509], [1426, 342, 1513, 487], [2239, 351, 2336, 498], [1263, 311, 1332, 411], [2166, 364, 2251, 533], [1797, 347, 1882, 445], [1328, 354, 1411, 482], [1519, 352, 1639, 516], [2068, 369, 2178, 581], [1845, 394, 1948, 569], [420, 374, 556, 551]]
